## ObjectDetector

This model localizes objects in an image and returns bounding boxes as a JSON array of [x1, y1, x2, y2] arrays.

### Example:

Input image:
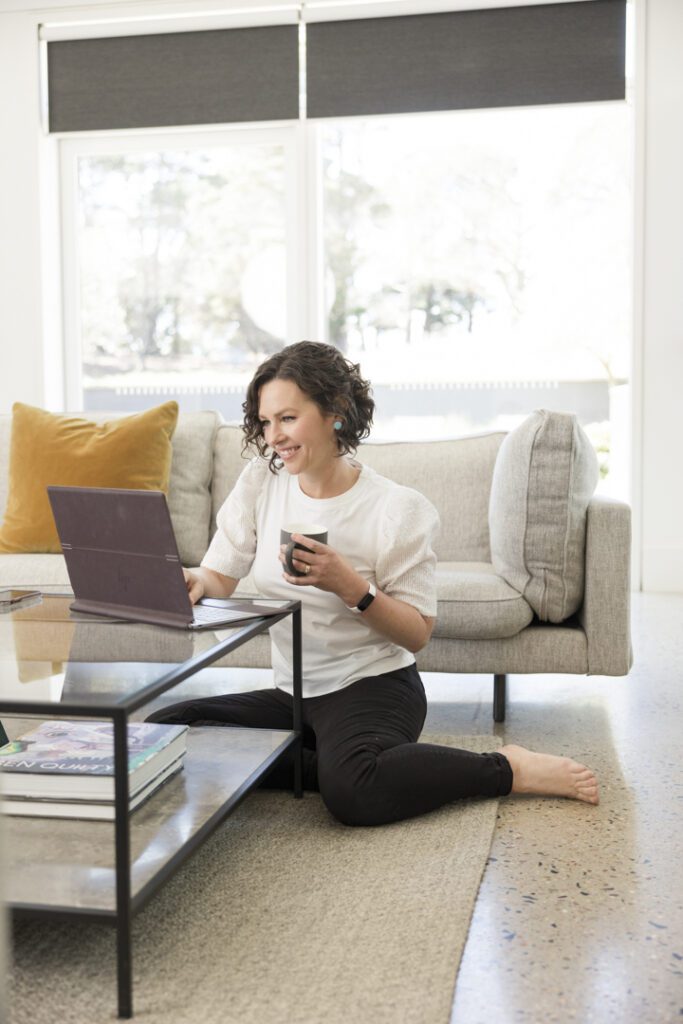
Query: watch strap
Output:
[[348, 582, 376, 613]]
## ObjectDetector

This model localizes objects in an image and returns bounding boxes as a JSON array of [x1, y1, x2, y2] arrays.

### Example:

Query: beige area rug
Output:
[[9, 734, 501, 1024]]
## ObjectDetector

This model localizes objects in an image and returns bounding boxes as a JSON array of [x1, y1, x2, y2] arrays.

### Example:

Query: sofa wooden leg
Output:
[[493, 674, 507, 722]]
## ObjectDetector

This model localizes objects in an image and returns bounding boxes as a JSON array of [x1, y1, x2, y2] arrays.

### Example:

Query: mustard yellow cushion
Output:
[[0, 402, 179, 554]]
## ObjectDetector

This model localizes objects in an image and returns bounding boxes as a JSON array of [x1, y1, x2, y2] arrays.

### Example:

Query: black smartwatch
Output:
[[347, 582, 377, 613]]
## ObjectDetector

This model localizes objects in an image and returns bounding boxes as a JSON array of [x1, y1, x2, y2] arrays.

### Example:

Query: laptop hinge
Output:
[[69, 598, 189, 629]]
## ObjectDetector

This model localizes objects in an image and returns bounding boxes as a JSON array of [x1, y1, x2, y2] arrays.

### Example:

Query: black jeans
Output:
[[147, 663, 513, 827]]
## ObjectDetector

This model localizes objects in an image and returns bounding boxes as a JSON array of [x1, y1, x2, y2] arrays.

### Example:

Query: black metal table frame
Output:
[[2, 599, 303, 1018]]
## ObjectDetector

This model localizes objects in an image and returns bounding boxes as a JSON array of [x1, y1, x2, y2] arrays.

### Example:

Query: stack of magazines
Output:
[[0, 720, 188, 820]]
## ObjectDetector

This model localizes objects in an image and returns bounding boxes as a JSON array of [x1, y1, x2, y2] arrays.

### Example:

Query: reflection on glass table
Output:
[[0, 592, 289, 708], [1, 589, 302, 1019]]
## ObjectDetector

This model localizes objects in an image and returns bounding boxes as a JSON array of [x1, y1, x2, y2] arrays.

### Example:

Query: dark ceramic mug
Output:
[[280, 522, 328, 577]]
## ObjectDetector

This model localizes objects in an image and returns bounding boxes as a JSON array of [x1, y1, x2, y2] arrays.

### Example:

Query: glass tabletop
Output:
[[0, 592, 291, 712]]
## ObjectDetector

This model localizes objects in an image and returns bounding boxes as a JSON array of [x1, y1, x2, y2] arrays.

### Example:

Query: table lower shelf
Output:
[[4, 726, 296, 916]]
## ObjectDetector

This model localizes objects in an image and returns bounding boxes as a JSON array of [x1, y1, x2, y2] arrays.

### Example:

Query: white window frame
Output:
[[57, 119, 323, 409]]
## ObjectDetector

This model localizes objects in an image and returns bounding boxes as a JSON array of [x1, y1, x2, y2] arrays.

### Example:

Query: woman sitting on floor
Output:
[[148, 341, 599, 825]]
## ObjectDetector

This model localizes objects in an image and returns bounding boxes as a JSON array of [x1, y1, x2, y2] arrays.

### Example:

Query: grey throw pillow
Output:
[[488, 409, 599, 623]]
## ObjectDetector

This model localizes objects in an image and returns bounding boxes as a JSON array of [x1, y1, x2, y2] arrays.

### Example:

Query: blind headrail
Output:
[[40, 5, 300, 42]]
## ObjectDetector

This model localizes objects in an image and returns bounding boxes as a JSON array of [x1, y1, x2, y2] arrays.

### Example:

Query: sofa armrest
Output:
[[578, 495, 632, 675]]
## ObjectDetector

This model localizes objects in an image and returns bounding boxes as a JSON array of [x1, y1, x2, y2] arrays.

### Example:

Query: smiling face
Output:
[[258, 378, 339, 477]]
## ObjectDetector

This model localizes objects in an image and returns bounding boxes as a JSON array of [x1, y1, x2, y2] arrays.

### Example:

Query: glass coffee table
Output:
[[0, 591, 302, 1018]]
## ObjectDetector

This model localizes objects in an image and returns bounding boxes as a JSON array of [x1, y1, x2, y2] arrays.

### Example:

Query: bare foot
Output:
[[499, 744, 599, 805]]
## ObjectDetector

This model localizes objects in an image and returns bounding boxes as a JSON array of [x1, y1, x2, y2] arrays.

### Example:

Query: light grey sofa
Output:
[[0, 409, 632, 721]]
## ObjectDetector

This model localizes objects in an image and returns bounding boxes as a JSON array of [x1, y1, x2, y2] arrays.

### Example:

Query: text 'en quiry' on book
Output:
[[0, 720, 188, 801]]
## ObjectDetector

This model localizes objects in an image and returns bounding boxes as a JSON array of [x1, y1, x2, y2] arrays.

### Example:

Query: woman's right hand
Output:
[[183, 568, 206, 606]]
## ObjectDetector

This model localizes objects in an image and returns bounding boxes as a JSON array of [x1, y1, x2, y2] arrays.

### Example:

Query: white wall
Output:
[[638, 0, 683, 592], [0, 10, 48, 409], [0, 0, 682, 591]]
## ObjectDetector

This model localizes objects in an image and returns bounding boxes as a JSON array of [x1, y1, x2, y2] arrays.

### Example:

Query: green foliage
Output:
[[322, 124, 525, 348], [80, 148, 287, 374]]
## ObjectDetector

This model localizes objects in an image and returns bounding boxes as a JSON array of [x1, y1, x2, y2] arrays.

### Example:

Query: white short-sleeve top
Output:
[[201, 457, 440, 698]]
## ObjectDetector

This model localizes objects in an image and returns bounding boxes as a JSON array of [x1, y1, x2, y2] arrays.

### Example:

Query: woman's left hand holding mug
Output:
[[281, 534, 365, 605]]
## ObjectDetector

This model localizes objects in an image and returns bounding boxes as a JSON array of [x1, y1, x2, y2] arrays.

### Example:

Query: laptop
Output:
[[47, 485, 281, 631]]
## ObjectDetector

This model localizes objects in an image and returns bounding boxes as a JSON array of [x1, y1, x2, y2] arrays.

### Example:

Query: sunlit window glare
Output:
[[72, 102, 631, 499]]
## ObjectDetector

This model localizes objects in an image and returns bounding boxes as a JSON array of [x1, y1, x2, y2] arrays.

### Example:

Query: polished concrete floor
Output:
[[429, 592, 683, 1024]]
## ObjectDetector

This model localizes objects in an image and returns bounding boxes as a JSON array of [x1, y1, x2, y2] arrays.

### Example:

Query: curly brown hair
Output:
[[242, 341, 374, 471]]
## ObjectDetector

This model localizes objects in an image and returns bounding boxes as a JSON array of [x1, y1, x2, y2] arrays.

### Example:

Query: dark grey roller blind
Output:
[[306, 0, 626, 119], [48, 25, 299, 132]]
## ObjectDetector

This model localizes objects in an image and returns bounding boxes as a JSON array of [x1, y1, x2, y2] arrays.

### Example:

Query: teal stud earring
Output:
[[333, 420, 343, 431]]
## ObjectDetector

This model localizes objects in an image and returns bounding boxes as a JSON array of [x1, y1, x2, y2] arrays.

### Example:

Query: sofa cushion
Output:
[[0, 553, 70, 588], [236, 562, 532, 641], [166, 410, 222, 565], [0, 402, 178, 555], [357, 433, 505, 561], [210, 424, 252, 534], [434, 562, 533, 640], [488, 409, 599, 623], [0, 409, 221, 567]]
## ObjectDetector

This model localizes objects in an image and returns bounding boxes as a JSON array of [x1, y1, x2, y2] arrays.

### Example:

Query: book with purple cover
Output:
[[0, 720, 187, 800]]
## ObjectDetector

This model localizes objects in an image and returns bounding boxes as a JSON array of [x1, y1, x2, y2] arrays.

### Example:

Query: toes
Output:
[[576, 779, 599, 803], [570, 763, 599, 803]]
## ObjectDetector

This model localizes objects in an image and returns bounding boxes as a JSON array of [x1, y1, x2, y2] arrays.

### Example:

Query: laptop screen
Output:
[[48, 486, 192, 623]]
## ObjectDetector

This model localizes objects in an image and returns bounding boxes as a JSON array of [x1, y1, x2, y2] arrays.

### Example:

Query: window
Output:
[[321, 103, 632, 496], [60, 127, 299, 421], [59, 104, 631, 499]]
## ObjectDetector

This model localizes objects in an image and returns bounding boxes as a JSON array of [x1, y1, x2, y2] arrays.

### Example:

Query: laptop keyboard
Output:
[[191, 604, 246, 626]]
